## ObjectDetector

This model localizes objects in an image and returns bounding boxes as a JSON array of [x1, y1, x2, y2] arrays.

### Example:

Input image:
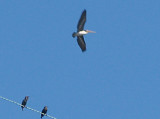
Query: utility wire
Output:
[[0, 96, 56, 119]]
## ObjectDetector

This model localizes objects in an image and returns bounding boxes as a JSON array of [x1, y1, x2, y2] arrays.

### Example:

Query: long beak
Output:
[[87, 30, 96, 33]]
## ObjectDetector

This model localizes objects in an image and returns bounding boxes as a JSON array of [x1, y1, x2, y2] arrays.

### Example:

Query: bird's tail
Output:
[[21, 106, 24, 111], [72, 32, 76, 38]]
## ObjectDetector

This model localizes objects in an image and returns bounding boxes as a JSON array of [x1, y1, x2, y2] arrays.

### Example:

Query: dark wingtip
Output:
[[83, 9, 86, 14], [82, 49, 86, 52]]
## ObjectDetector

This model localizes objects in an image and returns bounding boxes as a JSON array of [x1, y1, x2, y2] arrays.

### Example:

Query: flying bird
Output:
[[41, 106, 48, 118], [21, 96, 29, 111], [72, 9, 95, 52]]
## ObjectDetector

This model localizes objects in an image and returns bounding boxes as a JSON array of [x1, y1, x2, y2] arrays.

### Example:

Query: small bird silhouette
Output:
[[41, 106, 48, 118], [21, 96, 29, 111]]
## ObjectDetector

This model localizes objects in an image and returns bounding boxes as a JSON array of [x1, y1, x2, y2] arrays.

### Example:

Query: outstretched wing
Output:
[[77, 36, 86, 52], [77, 10, 86, 31]]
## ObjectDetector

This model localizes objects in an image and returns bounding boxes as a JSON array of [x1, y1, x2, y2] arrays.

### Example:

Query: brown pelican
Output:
[[21, 96, 29, 111], [72, 9, 95, 52]]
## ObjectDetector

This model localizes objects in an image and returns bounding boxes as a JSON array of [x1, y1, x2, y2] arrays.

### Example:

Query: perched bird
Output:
[[72, 9, 96, 52], [41, 106, 48, 118], [21, 96, 29, 111]]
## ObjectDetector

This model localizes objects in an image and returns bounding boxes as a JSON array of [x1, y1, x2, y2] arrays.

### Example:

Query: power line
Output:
[[0, 96, 56, 119]]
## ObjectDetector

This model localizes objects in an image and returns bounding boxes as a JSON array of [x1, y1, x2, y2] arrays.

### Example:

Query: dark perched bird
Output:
[[21, 96, 29, 111], [41, 106, 48, 118], [72, 9, 96, 52]]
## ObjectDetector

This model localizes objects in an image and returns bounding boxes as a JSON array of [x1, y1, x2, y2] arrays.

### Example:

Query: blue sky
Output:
[[0, 0, 160, 119]]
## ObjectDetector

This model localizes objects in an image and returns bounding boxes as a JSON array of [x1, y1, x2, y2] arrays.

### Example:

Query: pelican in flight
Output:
[[72, 9, 95, 52]]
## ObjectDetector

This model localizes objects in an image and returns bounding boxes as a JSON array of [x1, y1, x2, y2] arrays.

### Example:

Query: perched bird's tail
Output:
[[41, 114, 44, 118], [72, 32, 76, 38], [21, 106, 24, 111]]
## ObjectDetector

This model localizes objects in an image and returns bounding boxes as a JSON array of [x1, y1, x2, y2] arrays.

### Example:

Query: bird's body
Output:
[[21, 96, 29, 111], [78, 30, 88, 35], [41, 106, 48, 118], [72, 9, 95, 52], [73, 30, 89, 37]]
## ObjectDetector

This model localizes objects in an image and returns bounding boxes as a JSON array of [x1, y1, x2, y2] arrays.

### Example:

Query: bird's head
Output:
[[44, 106, 48, 110], [25, 96, 29, 100]]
